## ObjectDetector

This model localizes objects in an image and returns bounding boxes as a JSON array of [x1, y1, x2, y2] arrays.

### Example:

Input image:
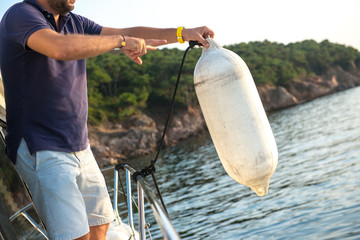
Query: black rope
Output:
[[133, 41, 203, 214]]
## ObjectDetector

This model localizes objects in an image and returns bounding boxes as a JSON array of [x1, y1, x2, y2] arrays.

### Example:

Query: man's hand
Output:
[[182, 26, 215, 48], [121, 37, 167, 65]]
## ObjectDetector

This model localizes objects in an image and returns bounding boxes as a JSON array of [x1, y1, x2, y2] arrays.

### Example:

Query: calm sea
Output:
[[103, 86, 360, 239]]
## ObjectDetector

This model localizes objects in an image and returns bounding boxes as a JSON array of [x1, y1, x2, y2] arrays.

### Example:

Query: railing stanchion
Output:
[[126, 169, 134, 230], [113, 169, 121, 224], [120, 164, 181, 240], [138, 182, 146, 240]]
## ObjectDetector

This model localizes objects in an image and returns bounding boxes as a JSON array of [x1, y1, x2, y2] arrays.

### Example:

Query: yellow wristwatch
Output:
[[120, 35, 126, 48]]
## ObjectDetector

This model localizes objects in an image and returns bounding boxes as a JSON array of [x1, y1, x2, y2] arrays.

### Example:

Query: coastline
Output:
[[90, 65, 360, 168]]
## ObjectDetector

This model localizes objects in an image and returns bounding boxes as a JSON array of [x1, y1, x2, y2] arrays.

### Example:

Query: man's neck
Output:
[[35, 0, 60, 23]]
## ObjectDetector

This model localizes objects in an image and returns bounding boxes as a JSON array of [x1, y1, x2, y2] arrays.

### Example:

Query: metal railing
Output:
[[9, 203, 48, 240], [0, 125, 48, 240], [114, 164, 181, 240]]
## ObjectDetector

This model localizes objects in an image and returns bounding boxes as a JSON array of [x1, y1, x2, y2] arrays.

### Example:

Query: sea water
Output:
[[103, 86, 360, 239]]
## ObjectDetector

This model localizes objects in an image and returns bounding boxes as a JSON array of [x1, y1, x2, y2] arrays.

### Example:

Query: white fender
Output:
[[106, 221, 139, 240], [194, 39, 278, 196]]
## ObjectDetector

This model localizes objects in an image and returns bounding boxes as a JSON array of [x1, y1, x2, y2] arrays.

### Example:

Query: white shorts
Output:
[[15, 139, 115, 240]]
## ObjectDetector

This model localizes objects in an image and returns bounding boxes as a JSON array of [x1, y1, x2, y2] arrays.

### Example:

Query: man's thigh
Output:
[[15, 139, 89, 239]]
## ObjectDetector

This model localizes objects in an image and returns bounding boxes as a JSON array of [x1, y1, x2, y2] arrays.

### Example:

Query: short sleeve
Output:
[[4, 3, 51, 49], [71, 13, 103, 35]]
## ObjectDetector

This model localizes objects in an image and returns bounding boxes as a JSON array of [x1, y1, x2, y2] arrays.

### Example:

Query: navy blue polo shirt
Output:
[[0, 0, 103, 163]]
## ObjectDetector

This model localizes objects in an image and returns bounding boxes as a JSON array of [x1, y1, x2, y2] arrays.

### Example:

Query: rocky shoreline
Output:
[[90, 66, 360, 167]]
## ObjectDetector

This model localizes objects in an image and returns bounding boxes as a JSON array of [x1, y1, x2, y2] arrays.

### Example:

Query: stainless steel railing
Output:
[[113, 164, 181, 240], [9, 203, 48, 239]]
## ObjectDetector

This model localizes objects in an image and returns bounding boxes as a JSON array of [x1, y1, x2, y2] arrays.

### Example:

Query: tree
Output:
[[86, 39, 360, 124]]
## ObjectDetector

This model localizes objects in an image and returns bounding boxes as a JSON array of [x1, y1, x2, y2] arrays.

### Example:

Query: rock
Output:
[[122, 113, 157, 129], [165, 106, 206, 145], [324, 66, 360, 90], [89, 115, 160, 167], [88, 107, 207, 167], [285, 75, 337, 102], [257, 84, 298, 111]]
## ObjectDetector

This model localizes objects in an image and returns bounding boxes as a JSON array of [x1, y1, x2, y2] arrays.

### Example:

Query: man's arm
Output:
[[101, 26, 215, 48], [26, 26, 214, 64], [101, 27, 177, 42], [26, 28, 166, 64], [26, 29, 124, 61]]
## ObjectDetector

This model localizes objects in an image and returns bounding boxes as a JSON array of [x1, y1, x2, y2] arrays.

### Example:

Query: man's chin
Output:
[[61, 5, 74, 14]]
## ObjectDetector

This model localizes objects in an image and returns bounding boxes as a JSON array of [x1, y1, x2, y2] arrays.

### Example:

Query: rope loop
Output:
[[132, 163, 156, 182]]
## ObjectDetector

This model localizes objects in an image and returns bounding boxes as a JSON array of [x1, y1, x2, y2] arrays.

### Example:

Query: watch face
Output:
[[121, 41, 126, 47]]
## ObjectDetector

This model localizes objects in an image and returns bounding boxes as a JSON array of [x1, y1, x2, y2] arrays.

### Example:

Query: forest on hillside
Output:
[[86, 39, 360, 125]]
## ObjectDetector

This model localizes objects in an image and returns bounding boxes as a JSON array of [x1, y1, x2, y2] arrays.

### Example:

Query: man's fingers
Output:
[[133, 57, 143, 65], [128, 44, 159, 58], [198, 37, 210, 48], [145, 39, 167, 47], [182, 26, 215, 48], [200, 29, 215, 48], [146, 45, 157, 51], [121, 38, 167, 65]]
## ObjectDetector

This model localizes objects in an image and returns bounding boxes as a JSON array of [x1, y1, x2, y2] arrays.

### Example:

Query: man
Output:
[[0, 0, 215, 239]]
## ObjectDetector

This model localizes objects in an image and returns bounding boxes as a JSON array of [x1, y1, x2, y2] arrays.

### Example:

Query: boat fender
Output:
[[106, 221, 139, 240], [194, 38, 278, 196]]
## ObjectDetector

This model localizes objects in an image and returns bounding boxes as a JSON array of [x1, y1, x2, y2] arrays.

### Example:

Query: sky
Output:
[[0, 0, 359, 51]]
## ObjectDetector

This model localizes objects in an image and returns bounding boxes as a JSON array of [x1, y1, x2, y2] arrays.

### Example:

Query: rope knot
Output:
[[133, 164, 156, 181]]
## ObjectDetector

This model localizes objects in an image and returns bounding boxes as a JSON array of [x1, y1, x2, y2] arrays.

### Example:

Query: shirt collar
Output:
[[23, 0, 71, 31], [23, 0, 70, 17], [23, 0, 46, 13]]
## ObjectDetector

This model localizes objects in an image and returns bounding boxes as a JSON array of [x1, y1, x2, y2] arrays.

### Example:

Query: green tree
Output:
[[86, 39, 360, 124]]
